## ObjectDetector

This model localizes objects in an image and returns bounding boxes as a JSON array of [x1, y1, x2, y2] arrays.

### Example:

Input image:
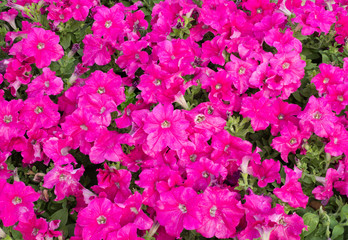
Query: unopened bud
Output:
[[68, 44, 80, 58]]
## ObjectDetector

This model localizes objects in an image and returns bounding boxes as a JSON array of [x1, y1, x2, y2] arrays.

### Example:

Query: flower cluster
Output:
[[0, 0, 347, 239]]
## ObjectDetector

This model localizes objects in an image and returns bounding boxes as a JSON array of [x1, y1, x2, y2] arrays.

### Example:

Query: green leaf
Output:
[[322, 54, 330, 64], [140, 7, 151, 16], [49, 208, 69, 227], [302, 212, 319, 236], [292, 91, 303, 103], [340, 205, 348, 221], [9, 229, 22, 239], [60, 34, 72, 50], [294, 31, 309, 41], [332, 225, 344, 240]]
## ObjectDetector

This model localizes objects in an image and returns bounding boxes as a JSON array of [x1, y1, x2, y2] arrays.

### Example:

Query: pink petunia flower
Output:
[[312, 168, 340, 201], [225, 55, 257, 94], [239, 191, 274, 240], [93, 164, 132, 203], [194, 187, 244, 239], [264, 28, 302, 53], [42, 137, 76, 166], [0, 151, 11, 180], [61, 109, 100, 154], [240, 191, 307, 240], [249, 159, 281, 188], [22, 28, 64, 68], [243, 0, 276, 20], [26, 67, 63, 97], [304, 1, 336, 34], [19, 95, 60, 130], [199, 0, 237, 32], [14, 217, 62, 240], [21, 129, 49, 165], [137, 64, 179, 104], [0, 99, 25, 142], [326, 84, 348, 114], [106, 223, 144, 240], [142, 104, 190, 155], [274, 166, 308, 208], [297, 96, 338, 138], [271, 122, 303, 162], [43, 164, 84, 201], [47, 4, 73, 25], [90, 130, 133, 164], [240, 93, 273, 131], [311, 63, 344, 95], [135, 166, 174, 207], [118, 192, 153, 230], [155, 39, 195, 71], [4, 58, 33, 96], [82, 34, 113, 66], [92, 5, 125, 41], [70, 0, 93, 21], [253, 12, 287, 40], [76, 197, 122, 240], [211, 129, 261, 167], [269, 98, 301, 136], [201, 35, 226, 66], [201, 70, 234, 101], [0, 181, 40, 227], [116, 40, 149, 78], [185, 104, 226, 140], [268, 204, 307, 240], [125, 10, 148, 41], [186, 157, 227, 191], [270, 51, 306, 85], [156, 186, 201, 237], [334, 158, 348, 197], [325, 124, 348, 157], [78, 93, 118, 126], [0, 9, 18, 29], [80, 69, 125, 105]]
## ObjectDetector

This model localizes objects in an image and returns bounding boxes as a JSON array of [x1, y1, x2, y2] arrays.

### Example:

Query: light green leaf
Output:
[[340, 205, 348, 221], [303, 212, 319, 236], [332, 225, 344, 240]]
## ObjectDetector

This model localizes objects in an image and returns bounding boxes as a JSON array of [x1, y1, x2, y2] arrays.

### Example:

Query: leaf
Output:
[[49, 208, 69, 227], [9, 229, 22, 239], [340, 205, 348, 220], [332, 225, 344, 240], [302, 212, 319, 236], [140, 7, 151, 16], [294, 32, 309, 41], [292, 91, 303, 103], [321, 54, 330, 64], [60, 34, 72, 50]]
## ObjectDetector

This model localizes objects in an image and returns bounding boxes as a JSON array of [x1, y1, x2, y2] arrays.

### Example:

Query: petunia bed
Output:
[[0, 0, 348, 239]]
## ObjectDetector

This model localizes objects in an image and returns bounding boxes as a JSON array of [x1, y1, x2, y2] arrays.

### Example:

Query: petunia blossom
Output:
[[43, 164, 84, 201], [0, 181, 40, 227], [273, 166, 308, 208], [22, 28, 64, 68], [143, 104, 190, 155], [76, 197, 122, 240], [194, 187, 244, 239], [156, 186, 201, 237]]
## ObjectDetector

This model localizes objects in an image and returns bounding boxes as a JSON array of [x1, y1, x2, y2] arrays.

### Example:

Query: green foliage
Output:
[[302, 212, 320, 236], [184, 83, 209, 110], [225, 115, 254, 140], [170, 16, 195, 39]]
